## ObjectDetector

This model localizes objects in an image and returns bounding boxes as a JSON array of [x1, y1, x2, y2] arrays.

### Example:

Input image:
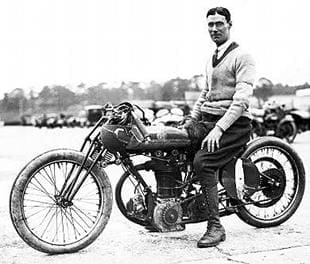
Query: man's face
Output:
[[207, 13, 231, 46]]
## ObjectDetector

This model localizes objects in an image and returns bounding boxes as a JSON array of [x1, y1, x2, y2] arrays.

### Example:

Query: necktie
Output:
[[212, 49, 219, 67]]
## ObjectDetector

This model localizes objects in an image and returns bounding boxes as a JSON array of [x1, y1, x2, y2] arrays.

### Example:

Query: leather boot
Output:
[[197, 185, 226, 248]]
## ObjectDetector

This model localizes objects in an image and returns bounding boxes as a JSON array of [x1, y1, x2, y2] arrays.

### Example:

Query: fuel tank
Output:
[[100, 125, 191, 153]]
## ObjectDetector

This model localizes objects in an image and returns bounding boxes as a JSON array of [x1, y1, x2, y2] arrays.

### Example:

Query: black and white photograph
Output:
[[1, 0, 310, 263]]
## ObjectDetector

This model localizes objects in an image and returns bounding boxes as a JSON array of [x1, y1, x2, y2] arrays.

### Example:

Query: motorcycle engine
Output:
[[126, 193, 147, 219], [152, 198, 184, 232], [187, 193, 209, 221]]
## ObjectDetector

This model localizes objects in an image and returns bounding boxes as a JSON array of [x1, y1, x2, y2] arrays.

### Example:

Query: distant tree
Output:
[[3, 88, 28, 114], [87, 85, 109, 105], [130, 84, 146, 100], [52, 85, 76, 111], [1, 93, 10, 111], [253, 77, 273, 108], [107, 87, 128, 103], [145, 81, 163, 101], [37, 85, 76, 111], [27, 89, 37, 112], [162, 77, 190, 101], [38, 86, 54, 109]]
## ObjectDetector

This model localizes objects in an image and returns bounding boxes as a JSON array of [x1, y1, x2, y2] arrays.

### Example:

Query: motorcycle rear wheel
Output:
[[115, 166, 153, 227], [236, 137, 305, 227], [10, 149, 113, 254]]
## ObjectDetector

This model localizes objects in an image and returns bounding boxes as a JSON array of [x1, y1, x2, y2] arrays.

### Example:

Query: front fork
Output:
[[57, 115, 110, 204], [56, 134, 106, 204]]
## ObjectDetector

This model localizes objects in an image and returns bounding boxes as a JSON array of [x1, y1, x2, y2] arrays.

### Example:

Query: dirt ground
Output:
[[0, 126, 310, 264]]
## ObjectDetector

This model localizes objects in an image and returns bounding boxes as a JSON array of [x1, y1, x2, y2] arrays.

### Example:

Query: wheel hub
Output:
[[255, 168, 286, 207], [55, 195, 73, 208]]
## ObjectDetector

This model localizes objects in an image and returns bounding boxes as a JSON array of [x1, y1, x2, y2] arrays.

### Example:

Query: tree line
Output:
[[0, 77, 197, 121], [0, 76, 309, 121]]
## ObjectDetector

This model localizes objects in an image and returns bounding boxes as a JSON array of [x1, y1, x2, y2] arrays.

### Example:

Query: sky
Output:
[[0, 0, 309, 97]]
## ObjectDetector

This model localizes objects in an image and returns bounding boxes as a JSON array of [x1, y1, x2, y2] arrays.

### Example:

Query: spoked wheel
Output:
[[10, 149, 112, 254], [115, 165, 155, 227], [276, 121, 297, 143], [237, 137, 305, 227]]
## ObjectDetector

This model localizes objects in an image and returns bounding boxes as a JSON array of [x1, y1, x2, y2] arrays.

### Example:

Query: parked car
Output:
[[84, 105, 103, 126], [20, 114, 34, 126], [35, 113, 65, 128]]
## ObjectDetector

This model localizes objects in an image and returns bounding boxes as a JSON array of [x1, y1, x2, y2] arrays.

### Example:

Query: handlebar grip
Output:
[[131, 112, 149, 139]]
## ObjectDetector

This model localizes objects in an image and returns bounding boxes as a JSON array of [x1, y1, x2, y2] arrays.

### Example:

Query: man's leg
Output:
[[193, 150, 226, 248]]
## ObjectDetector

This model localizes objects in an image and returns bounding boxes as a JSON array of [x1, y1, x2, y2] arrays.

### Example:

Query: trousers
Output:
[[188, 114, 251, 187]]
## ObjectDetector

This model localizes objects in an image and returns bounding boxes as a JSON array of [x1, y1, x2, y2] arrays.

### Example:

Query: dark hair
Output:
[[206, 7, 231, 23]]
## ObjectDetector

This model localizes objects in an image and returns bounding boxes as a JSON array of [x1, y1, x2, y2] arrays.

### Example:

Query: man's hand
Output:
[[201, 125, 223, 152], [179, 116, 195, 130]]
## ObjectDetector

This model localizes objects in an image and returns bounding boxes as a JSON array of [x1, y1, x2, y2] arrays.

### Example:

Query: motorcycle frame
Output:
[[59, 110, 152, 204], [58, 105, 276, 223]]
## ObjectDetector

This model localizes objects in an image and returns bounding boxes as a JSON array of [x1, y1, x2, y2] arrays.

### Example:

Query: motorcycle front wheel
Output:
[[10, 149, 113, 254], [276, 121, 297, 143], [237, 137, 305, 228]]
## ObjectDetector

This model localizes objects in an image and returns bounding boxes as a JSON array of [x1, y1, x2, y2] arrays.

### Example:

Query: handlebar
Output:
[[131, 111, 150, 140], [103, 102, 150, 141]]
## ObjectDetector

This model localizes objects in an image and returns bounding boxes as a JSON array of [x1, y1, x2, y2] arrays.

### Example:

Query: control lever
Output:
[[131, 112, 150, 141]]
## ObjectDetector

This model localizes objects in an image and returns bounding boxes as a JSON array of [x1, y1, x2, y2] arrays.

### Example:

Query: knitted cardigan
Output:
[[191, 44, 256, 131]]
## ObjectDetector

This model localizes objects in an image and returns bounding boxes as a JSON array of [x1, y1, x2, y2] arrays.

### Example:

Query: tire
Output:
[[276, 121, 297, 143], [236, 136, 305, 227], [115, 166, 154, 227], [10, 149, 113, 254]]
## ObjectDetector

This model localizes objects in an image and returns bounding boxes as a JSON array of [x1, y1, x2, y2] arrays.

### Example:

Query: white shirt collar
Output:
[[216, 39, 233, 58]]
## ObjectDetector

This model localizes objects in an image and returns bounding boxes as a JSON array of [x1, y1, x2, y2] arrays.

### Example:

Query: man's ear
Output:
[[228, 21, 232, 28]]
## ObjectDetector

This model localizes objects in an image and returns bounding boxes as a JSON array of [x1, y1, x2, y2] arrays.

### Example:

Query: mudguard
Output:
[[221, 157, 260, 202]]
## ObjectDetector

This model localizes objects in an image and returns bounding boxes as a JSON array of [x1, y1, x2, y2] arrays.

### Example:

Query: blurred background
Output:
[[1, 0, 310, 142]]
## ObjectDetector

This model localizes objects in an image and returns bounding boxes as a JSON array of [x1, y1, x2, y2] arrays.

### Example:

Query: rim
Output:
[[244, 146, 298, 221], [22, 160, 103, 246]]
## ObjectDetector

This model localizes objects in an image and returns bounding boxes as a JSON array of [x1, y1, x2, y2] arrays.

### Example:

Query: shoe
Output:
[[197, 185, 226, 248]]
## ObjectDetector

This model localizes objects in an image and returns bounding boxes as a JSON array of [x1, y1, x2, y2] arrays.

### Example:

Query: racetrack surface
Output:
[[1, 126, 310, 264]]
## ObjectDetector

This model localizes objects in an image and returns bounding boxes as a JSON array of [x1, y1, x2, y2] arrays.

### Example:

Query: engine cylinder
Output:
[[152, 160, 182, 198], [143, 158, 182, 198]]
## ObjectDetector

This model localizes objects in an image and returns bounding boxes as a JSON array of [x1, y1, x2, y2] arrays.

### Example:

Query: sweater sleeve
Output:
[[216, 52, 256, 131], [191, 76, 209, 120], [191, 89, 206, 120]]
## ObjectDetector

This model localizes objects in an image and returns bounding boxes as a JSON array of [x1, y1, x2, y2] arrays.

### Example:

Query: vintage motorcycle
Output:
[[10, 102, 305, 254], [251, 103, 298, 143]]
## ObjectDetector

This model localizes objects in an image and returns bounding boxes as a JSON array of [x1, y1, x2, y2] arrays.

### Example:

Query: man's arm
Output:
[[216, 52, 256, 131], [191, 86, 208, 121]]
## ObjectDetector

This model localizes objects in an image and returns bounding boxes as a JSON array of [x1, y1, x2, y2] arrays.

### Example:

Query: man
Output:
[[185, 7, 255, 248]]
